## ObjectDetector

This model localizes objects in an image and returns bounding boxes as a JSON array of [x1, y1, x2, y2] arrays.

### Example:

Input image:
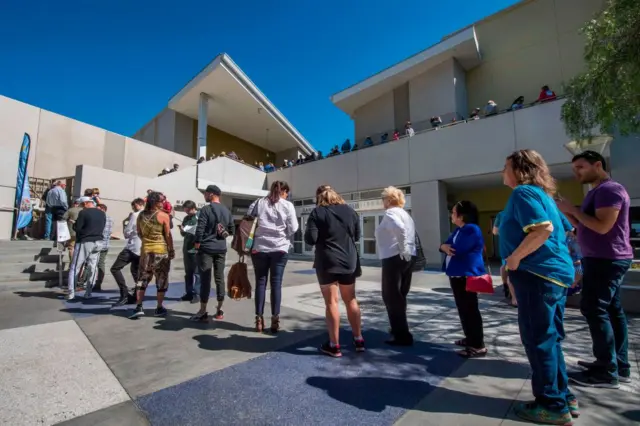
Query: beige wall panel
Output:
[[554, 0, 605, 35], [174, 112, 195, 158], [514, 98, 571, 165], [356, 138, 410, 189], [0, 96, 40, 177], [409, 112, 516, 182], [35, 110, 106, 179], [354, 91, 395, 145], [140, 122, 156, 145], [0, 186, 16, 239], [0, 143, 20, 191], [75, 165, 137, 203], [265, 167, 293, 190], [123, 137, 194, 178], [474, 0, 556, 62], [102, 132, 126, 172], [393, 83, 411, 133], [156, 109, 176, 152], [557, 31, 588, 82], [410, 180, 449, 267], [409, 59, 456, 125], [198, 157, 266, 190]]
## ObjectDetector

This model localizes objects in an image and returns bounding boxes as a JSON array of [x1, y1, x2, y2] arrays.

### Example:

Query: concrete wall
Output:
[[268, 99, 575, 199], [453, 59, 468, 119], [354, 91, 395, 145], [467, 0, 605, 110], [174, 112, 195, 158], [409, 59, 458, 127], [393, 83, 410, 134], [275, 147, 302, 166], [198, 156, 267, 192], [195, 122, 275, 166]]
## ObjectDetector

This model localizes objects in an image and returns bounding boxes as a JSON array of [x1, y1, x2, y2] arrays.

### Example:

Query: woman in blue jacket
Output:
[[440, 200, 487, 358]]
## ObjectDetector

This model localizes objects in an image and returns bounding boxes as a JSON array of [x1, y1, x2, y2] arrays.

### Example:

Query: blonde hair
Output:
[[507, 149, 557, 195], [316, 188, 345, 207], [382, 186, 405, 208]]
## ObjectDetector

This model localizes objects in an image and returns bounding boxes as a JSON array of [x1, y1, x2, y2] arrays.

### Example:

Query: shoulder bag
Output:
[[465, 246, 494, 294]]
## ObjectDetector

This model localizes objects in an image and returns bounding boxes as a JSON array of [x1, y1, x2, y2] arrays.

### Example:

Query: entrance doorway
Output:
[[301, 215, 314, 255], [360, 212, 384, 259]]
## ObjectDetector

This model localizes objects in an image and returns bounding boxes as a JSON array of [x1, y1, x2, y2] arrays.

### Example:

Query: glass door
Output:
[[292, 216, 303, 254], [360, 213, 383, 259]]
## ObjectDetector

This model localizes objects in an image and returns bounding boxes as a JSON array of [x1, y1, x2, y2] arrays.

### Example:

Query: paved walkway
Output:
[[0, 259, 638, 425]]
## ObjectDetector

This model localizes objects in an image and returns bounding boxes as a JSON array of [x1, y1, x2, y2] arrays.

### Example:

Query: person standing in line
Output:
[[493, 211, 517, 307], [191, 186, 234, 321], [110, 198, 144, 307], [305, 186, 364, 357], [249, 181, 298, 333], [556, 150, 634, 388], [129, 192, 175, 319], [67, 197, 106, 301], [376, 186, 417, 346], [91, 203, 112, 292], [500, 149, 576, 424], [63, 199, 83, 263], [45, 181, 69, 241], [441, 201, 488, 358], [178, 200, 200, 303]]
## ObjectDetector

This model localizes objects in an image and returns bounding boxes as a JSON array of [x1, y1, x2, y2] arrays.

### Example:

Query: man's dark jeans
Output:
[[580, 257, 632, 380], [197, 251, 226, 304], [252, 251, 288, 316], [110, 249, 140, 294], [183, 250, 200, 296], [509, 269, 573, 413]]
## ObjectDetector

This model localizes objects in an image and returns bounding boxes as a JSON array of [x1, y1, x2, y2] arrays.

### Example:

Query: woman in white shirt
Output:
[[248, 181, 299, 333], [376, 186, 417, 346]]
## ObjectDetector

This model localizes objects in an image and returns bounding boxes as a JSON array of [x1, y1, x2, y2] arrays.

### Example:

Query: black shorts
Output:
[[317, 271, 357, 286]]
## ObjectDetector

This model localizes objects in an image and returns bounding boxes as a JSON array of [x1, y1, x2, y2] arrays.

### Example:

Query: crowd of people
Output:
[[54, 144, 632, 426]]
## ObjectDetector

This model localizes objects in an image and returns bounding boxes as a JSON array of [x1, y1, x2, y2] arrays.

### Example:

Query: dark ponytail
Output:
[[267, 180, 290, 205]]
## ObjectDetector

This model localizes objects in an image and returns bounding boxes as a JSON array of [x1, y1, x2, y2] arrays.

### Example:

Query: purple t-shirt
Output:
[[577, 179, 632, 259]]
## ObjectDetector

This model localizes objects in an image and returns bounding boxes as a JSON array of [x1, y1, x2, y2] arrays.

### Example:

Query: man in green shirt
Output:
[[63, 199, 83, 262], [178, 200, 200, 302]]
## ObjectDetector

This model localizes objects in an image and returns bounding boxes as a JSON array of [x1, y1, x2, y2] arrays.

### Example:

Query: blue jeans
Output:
[[580, 257, 632, 379], [509, 270, 573, 413], [44, 207, 53, 240], [252, 251, 288, 316]]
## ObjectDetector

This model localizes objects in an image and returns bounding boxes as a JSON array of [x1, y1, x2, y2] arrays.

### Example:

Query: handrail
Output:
[[266, 96, 565, 173]]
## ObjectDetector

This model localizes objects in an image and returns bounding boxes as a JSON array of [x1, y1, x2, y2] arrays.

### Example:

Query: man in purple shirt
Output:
[[557, 150, 633, 389]]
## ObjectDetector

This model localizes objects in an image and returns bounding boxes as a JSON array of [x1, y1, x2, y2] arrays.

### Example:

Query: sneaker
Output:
[[320, 342, 342, 358], [353, 337, 366, 353], [190, 311, 209, 322], [619, 374, 632, 384], [154, 306, 168, 317], [568, 370, 619, 389], [66, 293, 77, 302], [180, 293, 193, 302], [214, 309, 224, 320], [514, 402, 573, 425], [578, 360, 632, 383], [111, 297, 129, 308], [83, 291, 92, 299], [128, 305, 145, 319], [567, 397, 580, 418]]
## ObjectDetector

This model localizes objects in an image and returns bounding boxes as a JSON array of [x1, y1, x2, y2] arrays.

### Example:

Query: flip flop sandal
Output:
[[457, 347, 488, 358]]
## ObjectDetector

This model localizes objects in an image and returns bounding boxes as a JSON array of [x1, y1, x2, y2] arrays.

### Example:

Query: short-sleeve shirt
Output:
[[494, 211, 503, 228], [577, 179, 632, 260], [499, 185, 574, 287]]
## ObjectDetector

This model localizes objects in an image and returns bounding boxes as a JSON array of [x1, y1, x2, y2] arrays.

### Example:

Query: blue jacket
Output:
[[441, 224, 487, 277]]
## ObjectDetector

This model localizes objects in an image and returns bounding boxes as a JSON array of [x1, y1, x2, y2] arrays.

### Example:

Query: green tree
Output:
[[561, 0, 640, 141]]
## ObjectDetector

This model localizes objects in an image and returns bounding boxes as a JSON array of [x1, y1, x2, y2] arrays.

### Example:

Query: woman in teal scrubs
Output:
[[499, 149, 576, 425]]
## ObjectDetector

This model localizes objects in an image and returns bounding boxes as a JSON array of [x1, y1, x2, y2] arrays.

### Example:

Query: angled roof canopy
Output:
[[169, 53, 315, 155], [331, 27, 482, 116]]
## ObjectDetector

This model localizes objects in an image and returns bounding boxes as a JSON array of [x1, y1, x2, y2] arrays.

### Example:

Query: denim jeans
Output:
[[183, 251, 201, 296], [252, 251, 288, 316], [44, 207, 53, 240], [580, 257, 632, 379], [509, 270, 573, 413]]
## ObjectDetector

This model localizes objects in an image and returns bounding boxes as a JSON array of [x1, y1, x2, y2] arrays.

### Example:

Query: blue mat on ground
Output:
[[136, 329, 465, 426], [293, 269, 317, 275]]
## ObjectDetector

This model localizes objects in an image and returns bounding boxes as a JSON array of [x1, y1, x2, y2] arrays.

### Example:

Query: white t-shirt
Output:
[[124, 211, 141, 256]]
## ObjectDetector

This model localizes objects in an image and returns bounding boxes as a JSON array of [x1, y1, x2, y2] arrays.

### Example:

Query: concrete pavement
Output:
[[0, 246, 637, 425]]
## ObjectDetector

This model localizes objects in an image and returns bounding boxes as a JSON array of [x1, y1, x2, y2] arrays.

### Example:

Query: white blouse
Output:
[[248, 197, 299, 253], [375, 207, 416, 260]]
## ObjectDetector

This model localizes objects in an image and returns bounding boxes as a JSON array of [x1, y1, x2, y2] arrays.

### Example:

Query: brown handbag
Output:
[[226, 257, 253, 300]]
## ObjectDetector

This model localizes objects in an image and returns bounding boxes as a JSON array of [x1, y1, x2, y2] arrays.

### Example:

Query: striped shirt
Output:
[[102, 216, 113, 250]]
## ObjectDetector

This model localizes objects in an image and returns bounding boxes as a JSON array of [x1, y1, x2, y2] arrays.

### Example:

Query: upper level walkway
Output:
[[0, 243, 637, 426]]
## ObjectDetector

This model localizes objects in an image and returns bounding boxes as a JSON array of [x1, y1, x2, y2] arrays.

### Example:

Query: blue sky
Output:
[[0, 0, 519, 154]]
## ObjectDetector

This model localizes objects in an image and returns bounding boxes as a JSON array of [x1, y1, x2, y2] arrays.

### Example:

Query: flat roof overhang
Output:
[[331, 27, 482, 116], [169, 54, 315, 155]]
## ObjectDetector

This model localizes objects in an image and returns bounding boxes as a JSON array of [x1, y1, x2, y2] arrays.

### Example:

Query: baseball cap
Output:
[[205, 185, 222, 196], [78, 196, 94, 204]]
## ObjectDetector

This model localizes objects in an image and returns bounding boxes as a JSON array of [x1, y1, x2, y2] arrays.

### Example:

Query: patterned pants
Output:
[[136, 253, 171, 292]]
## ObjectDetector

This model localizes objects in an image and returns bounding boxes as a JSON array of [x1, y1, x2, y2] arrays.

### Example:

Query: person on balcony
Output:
[[405, 122, 415, 137], [364, 136, 373, 147], [341, 139, 351, 153], [511, 96, 525, 110], [537, 85, 557, 103], [430, 116, 443, 128], [469, 108, 481, 120], [393, 130, 400, 141], [380, 133, 389, 144], [484, 100, 498, 116]]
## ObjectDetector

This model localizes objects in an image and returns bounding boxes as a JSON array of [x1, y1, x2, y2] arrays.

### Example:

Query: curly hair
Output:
[[507, 149, 557, 195], [144, 191, 163, 212]]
